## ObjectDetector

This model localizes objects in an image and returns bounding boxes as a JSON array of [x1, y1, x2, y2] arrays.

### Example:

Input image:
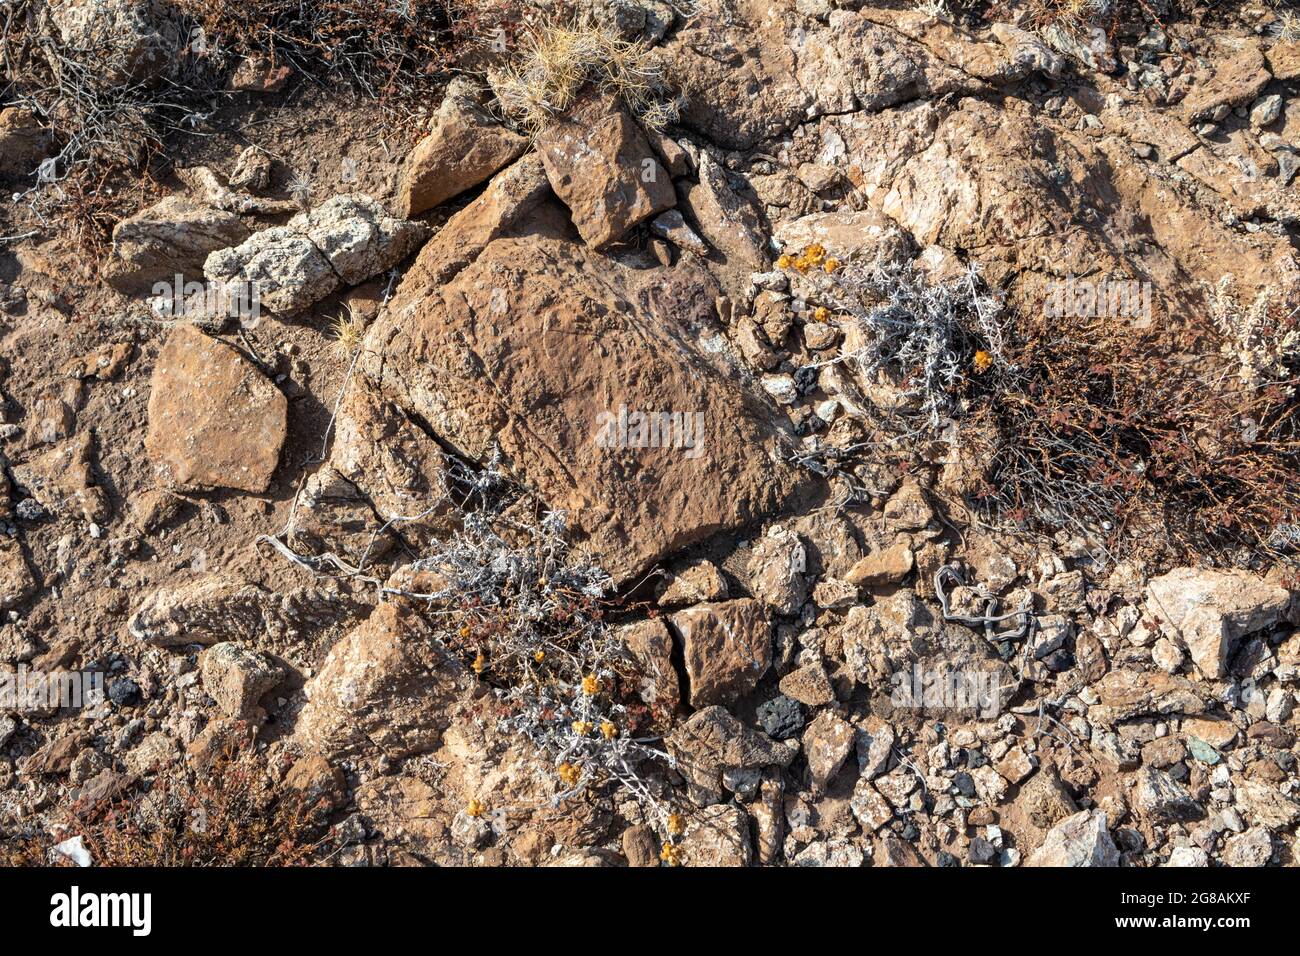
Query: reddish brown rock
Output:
[[670, 599, 772, 707], [294, 602, 467, 760], [361, 227, 807, 582], [0, 536, 36, 612], [146, 325, 287, 493], [398, 79, 528, 217], [619, 618, 681, 713], [537, 88, 676, 248], [200, 642, 285, 719]]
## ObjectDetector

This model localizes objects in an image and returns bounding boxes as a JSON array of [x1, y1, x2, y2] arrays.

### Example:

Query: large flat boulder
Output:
[[146, 325, 287, 493], [360, 227, 808, 582]]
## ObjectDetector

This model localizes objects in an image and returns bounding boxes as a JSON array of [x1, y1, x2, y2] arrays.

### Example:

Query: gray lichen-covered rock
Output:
[[103, 195, 250, 293], [204, 195, 429, 315], [1027, 809, 1120, 867], [46, 0, 181, 85]]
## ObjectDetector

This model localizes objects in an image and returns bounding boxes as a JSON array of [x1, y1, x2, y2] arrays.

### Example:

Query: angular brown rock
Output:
[[537, 88, 676, 248], [670, 599, 772, 707], [398, 79, 528, 217], [146, 325, 287, 493]]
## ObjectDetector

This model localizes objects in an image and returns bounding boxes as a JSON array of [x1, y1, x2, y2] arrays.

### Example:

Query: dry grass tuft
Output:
[[492, 17, 679, 137]]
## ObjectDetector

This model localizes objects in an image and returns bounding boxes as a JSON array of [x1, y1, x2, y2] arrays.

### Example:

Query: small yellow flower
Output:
[[776, 253, 794, 270], [792, 256, 810, 274], [599, 720, 618, 740], [557, 762, 581, 787], [812, 306, 830, 323], [823, 257, 841, 274], [973, 349, 994, 374], [533, 650, 546, 663], [581, 674, 600, 696], [667, 813, 685, 836], [660, 842, 682, 866], [466, 798, 485, 818], [472, 652, 486, 674], [802, 243, 826, 265], [572, 720, 594, 736]]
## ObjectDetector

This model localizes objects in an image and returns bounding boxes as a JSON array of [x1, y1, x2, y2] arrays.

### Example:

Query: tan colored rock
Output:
[[679, 804, 751, 867], [129, 577, 266, 647], [361, 228, 807, 582], [1266, 41, 1300, 81], [146, 325, 287, 493], [61, 342, 134, 381], [803, 710, 855, 790], [670, 599, 771, 707], [200, 642, 285, 719], [0, 536, 36, 611], [284, 753, 347, 812], [678, 153, 769, 294], [398, 79, 528, 217], [1145, 568, 1292, 679], [536, 88, 675, 248], [1181, 717, 1239, 751], [412, 154, 553, 286], [779, 660, 835, 707], [850, 778, 894, 831], [102, 195, 249, 293], [328, 377, 453, 542], [1180, 42, 1272, 123], [746, 530, 808, 614], [1016, 766, 1078, 831], [621, 824, 659, 868], [1090, 670, 1207, 724], [657, 559, 729, 606], [294, 602, 467, 760], [123, 732, 179, 777], [9, 432, 110, 522], [774, 209, 913, 264], [619, 618, 681, 713], [846, 541, 914, 587], [0, 107, 51, 177], [1026, 808, 1119, 867], [1233, 780, 1300, 830], [665, 706, 796, 798]]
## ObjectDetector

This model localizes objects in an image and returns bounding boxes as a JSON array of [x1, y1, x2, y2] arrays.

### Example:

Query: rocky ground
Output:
[[1, 0, 1300, 868]]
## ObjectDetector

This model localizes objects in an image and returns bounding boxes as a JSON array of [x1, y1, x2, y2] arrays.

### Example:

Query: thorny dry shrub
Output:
[[492, 16, 680, 136], [378, 455, 687, 855], [782, 245, 1007, 432], [0, 732, 331, 867], [789, 245, 1300, 562], [266, 449, 688, 859], [168, 0, 489, 101], [938, 0, 1293, 35], [0, 0, 194, 186], [965, 284, 1300, 561]]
